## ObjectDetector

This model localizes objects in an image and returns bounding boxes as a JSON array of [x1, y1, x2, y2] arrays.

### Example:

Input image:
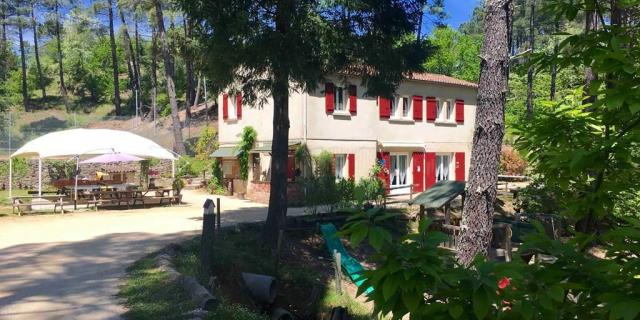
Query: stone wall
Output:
[[246, 181, 303, 206], [0, 159, 173, 190]]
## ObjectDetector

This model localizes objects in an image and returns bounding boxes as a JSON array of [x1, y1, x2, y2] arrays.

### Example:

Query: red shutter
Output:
[[412, 152, 424, 192], [379, 97, 391, 118], [222, 93, 229, 120], [347, 153, 355, 179], [349, 85, 357, 114], [325, 83, 334, 113], [455, 99, 464, 123], [287, 155, 296, 182], [455, 152, 465, 181], [236, 93, 242, 119], [425, 152, 436, 188], [426, 97, 436, 121], [412, 95, 423, 121]]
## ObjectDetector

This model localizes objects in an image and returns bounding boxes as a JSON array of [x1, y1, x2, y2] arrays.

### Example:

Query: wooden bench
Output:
[[11, 195, 71, 216]]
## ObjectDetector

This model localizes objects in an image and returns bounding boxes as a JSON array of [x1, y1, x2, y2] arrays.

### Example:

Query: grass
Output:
[[120, 223, 374, 319], [0, 189, 28, 217]]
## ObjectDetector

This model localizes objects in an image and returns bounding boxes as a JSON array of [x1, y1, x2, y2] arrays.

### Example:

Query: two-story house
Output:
[[212, 72, 477, 202]]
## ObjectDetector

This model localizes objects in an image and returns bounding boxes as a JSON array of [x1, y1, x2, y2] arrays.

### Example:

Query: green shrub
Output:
[[195, 127, 218, 160], [513, 179, 562, 214], [0, 157, 29, 181], [238, 126, 257, 180]]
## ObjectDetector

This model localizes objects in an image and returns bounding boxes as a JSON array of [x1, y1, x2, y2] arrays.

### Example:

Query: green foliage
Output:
[[354, 163, 386, 207], [499, 145, 528, 175], [172, 177, 185, 195], [423, 27, 482, 82], [342, 214, 640, 320], [194, 127, 218, 160], [237, 126, 257, 181], [139, 160, 150, 188], [513, 179, 562, 214], [301, 151, 339, 214], [0, 157, 29, 181], [47, 160, 75, 180], [207, 158, 226, 194]]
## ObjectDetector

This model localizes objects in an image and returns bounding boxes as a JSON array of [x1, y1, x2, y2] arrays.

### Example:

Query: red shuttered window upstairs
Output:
[[412, 95, 423, 121], [455, 99, 464, 123], [222, 93, 229, 120], [325, 83, 334, 113], [379, 97, 391, 118], [426, 97, 437, 121]]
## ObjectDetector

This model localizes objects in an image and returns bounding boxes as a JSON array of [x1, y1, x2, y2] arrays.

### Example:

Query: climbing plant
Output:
[[237, 126, 257, 181]]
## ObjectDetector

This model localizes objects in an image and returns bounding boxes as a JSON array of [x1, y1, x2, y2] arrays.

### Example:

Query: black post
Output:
[[216, 197, 221, 230], [201, 199, 216, 278]]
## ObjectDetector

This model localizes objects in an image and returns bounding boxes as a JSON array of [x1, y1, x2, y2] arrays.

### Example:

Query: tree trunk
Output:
[[155, 0, 186, 155], [456, 0, 513, 266], [1, 0, 7, 80], [18, 21, 29, 112], [151, 25, 158, 123], [192, 74, 201, 109], [263, 1, 292, 247], [118, 7, 140, 113], [525, 0, 535, 118], [583, 7, 598, 104], [134, 17, 143, 112], [54, 1, 69, 112], [184, 17, 194, 126], [108, 0, 122, 115], [550, 20, 559, 100], [31, 4, 46, 100]]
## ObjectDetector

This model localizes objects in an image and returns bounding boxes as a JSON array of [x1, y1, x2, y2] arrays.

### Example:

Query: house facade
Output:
[[214, 73, 478, 201]]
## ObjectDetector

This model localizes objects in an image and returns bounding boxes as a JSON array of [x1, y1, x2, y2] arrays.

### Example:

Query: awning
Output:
[[408, 181, 465, 209], [210, 147, 241, 158], [252, 140, 301, 153]]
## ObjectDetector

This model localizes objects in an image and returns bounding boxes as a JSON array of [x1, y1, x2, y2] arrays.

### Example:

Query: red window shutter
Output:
[[425, 152, 436, 188], [287, 155, 296, 181], [455, 99, 464, 123], [455, 152, 465, 181], [379, 97, 391, 118], [222, 93, 229, 120], [426, 97, 437, 121], [412, 95, 423, 121], [412, 152, 424, 192], [325, 83, 334, 113], [236, 93, 242, 119], [347, 153, 355, 179], [349, 85, 357, 114]]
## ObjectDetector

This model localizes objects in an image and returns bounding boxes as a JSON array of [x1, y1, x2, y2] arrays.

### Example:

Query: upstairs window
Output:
[[229, 95, 238, 119], [334, 86, 346, 112], [391, 96, 411, 119], [437, 99, 455, 122]]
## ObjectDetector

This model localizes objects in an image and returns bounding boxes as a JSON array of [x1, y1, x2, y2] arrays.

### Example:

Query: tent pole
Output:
[[38, 157, 42, 196], [74, 156, 79, 210], [8, 158, 12, 199]]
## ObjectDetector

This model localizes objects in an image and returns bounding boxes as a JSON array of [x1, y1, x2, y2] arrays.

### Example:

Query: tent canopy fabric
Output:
[[79, 153, 144, 164], [407, 181, 466, 209], [11, 129, 177, 160]]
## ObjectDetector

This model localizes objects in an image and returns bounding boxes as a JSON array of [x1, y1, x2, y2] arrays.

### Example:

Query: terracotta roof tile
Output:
[[405, 72, 478, 89]]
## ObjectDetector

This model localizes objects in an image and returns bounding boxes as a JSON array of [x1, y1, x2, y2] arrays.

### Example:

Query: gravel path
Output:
[[0, 190, 304, 320]]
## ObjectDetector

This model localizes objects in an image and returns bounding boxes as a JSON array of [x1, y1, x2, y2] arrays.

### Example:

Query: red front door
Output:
[[412, 152, 424, 192]]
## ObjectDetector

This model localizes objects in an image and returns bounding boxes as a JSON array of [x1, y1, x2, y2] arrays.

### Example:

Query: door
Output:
[[412, 152, 424, 192]]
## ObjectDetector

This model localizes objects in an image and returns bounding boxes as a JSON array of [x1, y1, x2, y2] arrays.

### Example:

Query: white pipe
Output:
[[8, 157, 12, 199], [74, 156, 79, 202], [38, 157, 42, 196]]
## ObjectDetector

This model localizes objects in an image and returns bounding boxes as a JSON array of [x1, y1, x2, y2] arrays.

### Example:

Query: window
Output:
[[437, 99, 454, 122], [335, 154, 346, 179], [436, 154, 451, 181], [390, 154, 409, 186], [229, 96, 237, 119], [391, 96, 411, 119], [334, 86, 346, 112]]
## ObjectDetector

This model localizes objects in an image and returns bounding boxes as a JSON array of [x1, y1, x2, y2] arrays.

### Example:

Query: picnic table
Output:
[[11, 195, 71, 216]]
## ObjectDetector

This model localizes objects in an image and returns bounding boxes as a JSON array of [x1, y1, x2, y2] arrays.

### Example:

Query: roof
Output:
[[210, 146, 241, 158], [340, 66, 478, 89], [408, 181, 466, 208], [11, 128, 177, 160], [405, 72, 478, 89]]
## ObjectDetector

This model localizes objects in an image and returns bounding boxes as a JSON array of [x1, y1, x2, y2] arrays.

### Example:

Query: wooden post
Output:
[[216, 198, 221, 230], [334, 249, 342, 295], [444, 203, 451, 225], [201, 199, 216, 278]]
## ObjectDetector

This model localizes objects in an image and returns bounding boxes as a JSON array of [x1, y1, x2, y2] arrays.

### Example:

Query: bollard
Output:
[[201, 199, 216, 278]]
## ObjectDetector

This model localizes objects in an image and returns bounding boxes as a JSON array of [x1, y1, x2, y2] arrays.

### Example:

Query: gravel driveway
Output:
[[0, 190, 305, 320]]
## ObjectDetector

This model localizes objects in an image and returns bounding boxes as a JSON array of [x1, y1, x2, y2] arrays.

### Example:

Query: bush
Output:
[[354, 163, 385, 207], [500, 145, 527, 175], [513, 179, 562, 214], [194, 127, 218, 161]]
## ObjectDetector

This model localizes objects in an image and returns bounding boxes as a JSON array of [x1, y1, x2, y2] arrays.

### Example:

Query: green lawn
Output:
[[0, 189, 28, 216]]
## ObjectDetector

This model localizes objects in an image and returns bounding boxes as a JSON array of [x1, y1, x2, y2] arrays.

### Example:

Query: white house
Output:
[[213, 72, 477, 202]]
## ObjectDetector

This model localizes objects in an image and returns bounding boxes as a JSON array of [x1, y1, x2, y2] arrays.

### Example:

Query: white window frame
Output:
[[436, 153, 453, 182], [334, 86, 347, 113], [436, 98, 455, 123], [229, 95, 238, 119], [391, 96, 411, 120], [389, 153, 410, 187], [335, 154, 347, 180]]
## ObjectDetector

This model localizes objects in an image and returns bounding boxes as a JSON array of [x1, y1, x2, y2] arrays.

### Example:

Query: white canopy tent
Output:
[[9, 128, 178, 201]]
